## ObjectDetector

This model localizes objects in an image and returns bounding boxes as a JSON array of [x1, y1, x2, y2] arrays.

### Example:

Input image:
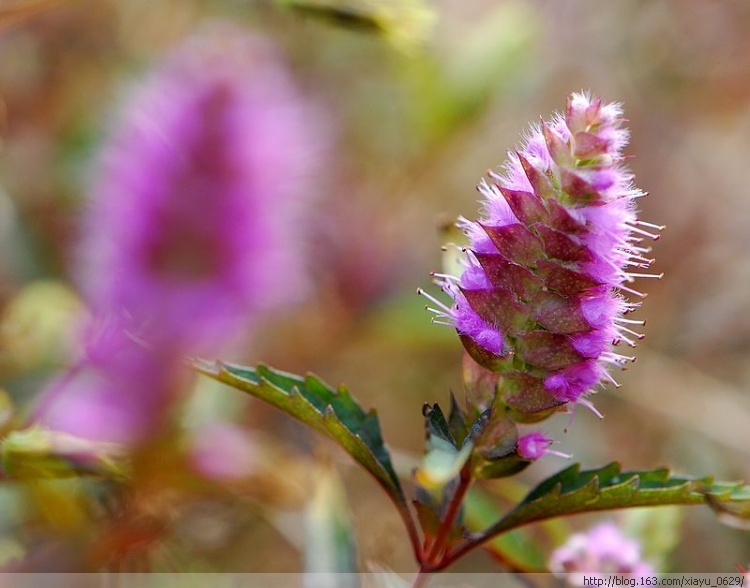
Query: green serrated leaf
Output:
[[194, 361, 405, 506], [476, 462, 750, 540], [702, 483, 750, 530], [463, 487, 547, 572], [423, 403, 456, 448], [447, 394, 469, 447]]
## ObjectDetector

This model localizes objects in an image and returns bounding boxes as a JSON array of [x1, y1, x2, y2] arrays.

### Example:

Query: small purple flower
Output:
[[423, 93, 660, 414], [517, 431, 570, 460], [549, 521, 656, 584], [80, 22, 318, 355]]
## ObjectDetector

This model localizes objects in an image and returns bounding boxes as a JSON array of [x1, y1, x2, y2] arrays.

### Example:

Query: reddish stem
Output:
[[411, 566, 432, 588], [423, 464, 473, 567], [397, 500, 425, 563]]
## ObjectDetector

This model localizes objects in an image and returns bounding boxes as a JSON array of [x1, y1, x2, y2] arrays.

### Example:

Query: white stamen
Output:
[[601, 371, 621, 387], [603, 351, 637, 364], [547, 448, 573, 460], [614, 334, 638, 348], [628, 226, 661, 240], [634, 220, 666, 231], [625, 271, 664, 280], [626, 254, 655, 265], [430, 272, 459, 283], [616, 325, 646, 340], [417, 288, 453, 314], [616, 317, 646, 326], [624, 260, 653, 270], [618, 284, 648, 298], [577, 397, 604, 419]]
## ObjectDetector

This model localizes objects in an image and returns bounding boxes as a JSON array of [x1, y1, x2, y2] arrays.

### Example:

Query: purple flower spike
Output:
[[549, 521, 656, 583], [426, 93, 660, 411], [80, 23, 318, 355], [33, 25, 319, 447]]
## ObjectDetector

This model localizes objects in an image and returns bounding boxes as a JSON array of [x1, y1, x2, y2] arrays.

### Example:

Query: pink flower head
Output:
[[34, 24, 320, 446], [426, 93, 660, 413], [80, 23, 318, 355], [549, 521, 655, 584]]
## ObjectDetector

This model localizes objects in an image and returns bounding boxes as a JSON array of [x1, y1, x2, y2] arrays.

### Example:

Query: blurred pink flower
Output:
[[80, 22, 318, 355], [189, 423, 259, 481], [34, 326, 181, 445], [549, 521, 655, 584], [35, 23, 320, 446]]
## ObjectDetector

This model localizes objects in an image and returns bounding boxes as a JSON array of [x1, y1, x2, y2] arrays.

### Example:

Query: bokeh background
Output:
[[0, 0, 749, 574]]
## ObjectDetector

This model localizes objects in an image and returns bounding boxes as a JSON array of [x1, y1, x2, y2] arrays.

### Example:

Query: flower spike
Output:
[[429, 92, 657, 415]]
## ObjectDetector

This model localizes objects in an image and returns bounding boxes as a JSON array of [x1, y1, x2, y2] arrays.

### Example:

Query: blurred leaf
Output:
[[704, 483, 750, 531], [414, 403, 476, 489], [0, 280, 85, 374], [277, 0, 435, 54], [414, 436, 472, 491], [304, 464, 358, 582], [0, 536, 24, 567], [463, 486, 547, 572], [1, 427, 129, 481], [0, 389, 14, 434], [474, 462, 750, 542], [403, 0, 539, 142], [438, 219, 469, 280], [622, 506, 683, 571], [442, 1, 539, 103], [193, 361, 406, 506]]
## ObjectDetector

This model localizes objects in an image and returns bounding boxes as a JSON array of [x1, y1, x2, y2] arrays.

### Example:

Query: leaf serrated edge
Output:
[[437, 464, 750, 573], [194, 360, 405, 500], [195, 359, 424, 559]]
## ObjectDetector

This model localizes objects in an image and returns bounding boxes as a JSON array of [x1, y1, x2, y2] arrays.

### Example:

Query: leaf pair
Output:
[[195, 361, 750, 572]]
